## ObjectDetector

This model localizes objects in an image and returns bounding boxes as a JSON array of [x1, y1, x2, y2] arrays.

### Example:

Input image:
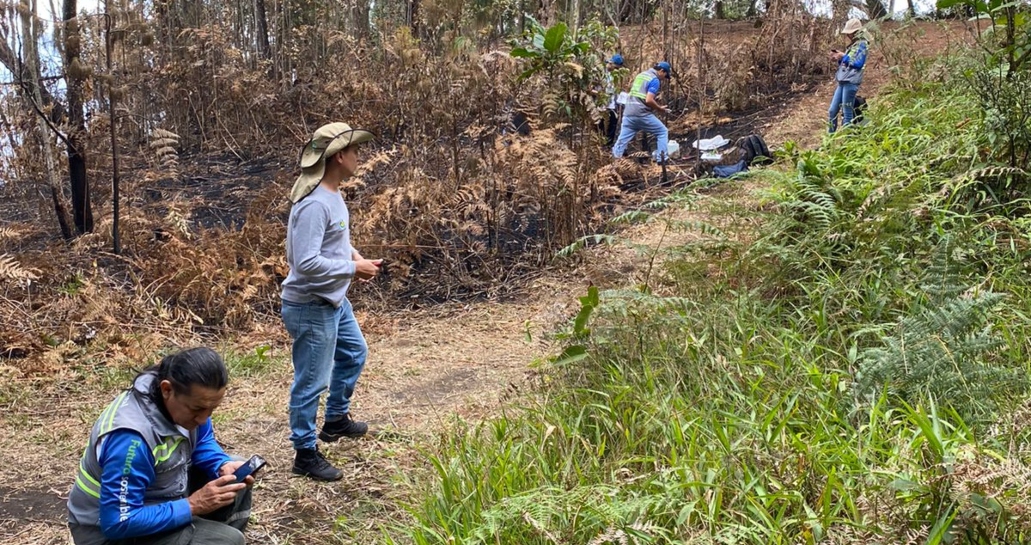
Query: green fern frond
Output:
[[610, 210, 654, 225], [555, 234, 618, 258], [856, 241, 1025, 420]]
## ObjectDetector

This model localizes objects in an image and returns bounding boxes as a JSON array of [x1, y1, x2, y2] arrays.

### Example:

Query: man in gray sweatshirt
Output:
[[281, 122, 383, 481]]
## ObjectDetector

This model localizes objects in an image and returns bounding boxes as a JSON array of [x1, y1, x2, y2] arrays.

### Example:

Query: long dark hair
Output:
[[143, 347, 229, 399]]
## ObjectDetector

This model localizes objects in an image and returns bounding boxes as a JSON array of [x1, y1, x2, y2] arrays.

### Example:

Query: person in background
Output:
[[828, 18, 868, 133], [282, 122, 383, 482], [598, 54, 624, 147], [67, 347, 254, 545], [612, 61, 673, 164]]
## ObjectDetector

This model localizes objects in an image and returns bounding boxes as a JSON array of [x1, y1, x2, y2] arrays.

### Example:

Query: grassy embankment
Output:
[[384, 50, 1031, 544]]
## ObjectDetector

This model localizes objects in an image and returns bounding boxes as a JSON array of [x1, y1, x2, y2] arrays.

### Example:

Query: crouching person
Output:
[[68, 347, 254, 545]]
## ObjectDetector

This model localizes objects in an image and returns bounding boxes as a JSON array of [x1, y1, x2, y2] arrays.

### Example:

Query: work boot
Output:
[[292, 447, 343, 481], [319, 413, 368, 442]]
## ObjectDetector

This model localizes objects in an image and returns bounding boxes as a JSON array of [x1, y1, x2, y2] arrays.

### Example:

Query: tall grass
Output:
[[384, 53, 1031, 545]]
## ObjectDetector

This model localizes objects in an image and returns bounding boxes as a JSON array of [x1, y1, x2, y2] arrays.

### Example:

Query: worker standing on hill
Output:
[[828, 18, 868, 133], [612, 61, 673, 164], [281, 122, 383, 481]]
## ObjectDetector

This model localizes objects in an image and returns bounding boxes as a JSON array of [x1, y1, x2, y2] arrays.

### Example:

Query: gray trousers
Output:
[[69, 468, 252, 545]]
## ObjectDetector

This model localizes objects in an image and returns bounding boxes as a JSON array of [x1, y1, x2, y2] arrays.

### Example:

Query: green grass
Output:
[[381, 52, 1031, 544], [225, 344, 280, 379]]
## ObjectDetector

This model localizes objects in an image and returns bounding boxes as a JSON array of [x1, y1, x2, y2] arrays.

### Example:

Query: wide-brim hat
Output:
[[840, 18, 863, 35], [289, 122, 374, 203]]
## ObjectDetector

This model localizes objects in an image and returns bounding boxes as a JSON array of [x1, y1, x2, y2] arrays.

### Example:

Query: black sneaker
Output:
[[319, 413, 368, 442], [292, 448, 343, 481]]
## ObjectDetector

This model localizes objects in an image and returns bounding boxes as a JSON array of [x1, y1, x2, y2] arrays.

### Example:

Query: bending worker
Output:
[[612, 61, 673, 164], [67, 347, 254, 545]]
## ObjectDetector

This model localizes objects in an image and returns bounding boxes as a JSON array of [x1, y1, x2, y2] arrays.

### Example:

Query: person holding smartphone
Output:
[[67, 348, 255, 545], [828, 18, 869, 133], [281, 122, 383, 481]]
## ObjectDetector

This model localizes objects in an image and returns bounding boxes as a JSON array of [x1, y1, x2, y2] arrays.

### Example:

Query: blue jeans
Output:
[[281, 297, 367, 450], [612, 113, 669, 162], [828, 82, 859, 133]]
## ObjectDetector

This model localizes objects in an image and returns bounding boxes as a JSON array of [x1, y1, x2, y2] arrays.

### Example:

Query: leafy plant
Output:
[[509, 18, 616, 125]]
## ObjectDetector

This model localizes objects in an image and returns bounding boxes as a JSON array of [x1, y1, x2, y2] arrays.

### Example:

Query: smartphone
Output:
[[232, 455, 266, 483]]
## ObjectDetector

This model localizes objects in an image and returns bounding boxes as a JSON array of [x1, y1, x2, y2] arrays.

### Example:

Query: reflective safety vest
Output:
[[624, 69, 660, 118], [67, 372, 199, 527]]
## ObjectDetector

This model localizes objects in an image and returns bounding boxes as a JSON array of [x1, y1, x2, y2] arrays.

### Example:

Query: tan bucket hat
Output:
[[289, 122, 374, 203], [841, 18, 863, 35]]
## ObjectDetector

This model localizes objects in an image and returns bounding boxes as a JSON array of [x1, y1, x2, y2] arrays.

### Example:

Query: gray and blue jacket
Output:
[[835, 37, 868, 85], [67, 372, 230, 540]]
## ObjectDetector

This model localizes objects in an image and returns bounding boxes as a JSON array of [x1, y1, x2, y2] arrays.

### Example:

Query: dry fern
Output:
[[150, 128, 181, 170], [0, 253, 40, 283]]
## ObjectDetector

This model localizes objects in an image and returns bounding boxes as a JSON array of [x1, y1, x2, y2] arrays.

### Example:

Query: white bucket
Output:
[[667, 140, 681, 158]]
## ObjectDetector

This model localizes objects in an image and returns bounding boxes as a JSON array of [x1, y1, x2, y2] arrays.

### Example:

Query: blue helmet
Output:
[[606, 54, 624, 66], [654, 61, 672, 75]]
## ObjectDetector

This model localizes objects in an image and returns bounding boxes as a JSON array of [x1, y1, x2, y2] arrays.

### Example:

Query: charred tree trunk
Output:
[[64, 0, 93, 234], [255, 0, 271, 59], [866, 0, 888, 19], [408, 0, 420, 37], [353, 0, 370, 40], [715, 1, 726, 19]]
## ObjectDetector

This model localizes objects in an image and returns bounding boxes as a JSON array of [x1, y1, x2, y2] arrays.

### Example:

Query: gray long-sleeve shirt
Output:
[[281, 186, 357, 307]]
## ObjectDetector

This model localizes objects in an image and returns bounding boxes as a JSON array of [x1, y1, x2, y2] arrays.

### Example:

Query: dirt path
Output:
[[0, 20, 970, 545]]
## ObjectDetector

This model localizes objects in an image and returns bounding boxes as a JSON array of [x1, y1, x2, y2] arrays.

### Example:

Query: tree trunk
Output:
[[866, 0, 888, 19], [64, 0, 93, 234], [19, 0, 73, 240], [408, 0, 420, 36], [715, 1, 726, 19], [254, 0, 271, 60], [105, 0, 122, 253], [351, 0, 369, 40]]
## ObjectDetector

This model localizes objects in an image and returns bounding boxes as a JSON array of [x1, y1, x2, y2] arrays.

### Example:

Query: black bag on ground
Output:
[[736, 134, 772, 166], [853, 95, 867, 124]]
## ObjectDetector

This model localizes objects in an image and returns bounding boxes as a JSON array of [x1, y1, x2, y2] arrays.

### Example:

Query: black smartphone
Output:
[[232, 455, 266, 483]]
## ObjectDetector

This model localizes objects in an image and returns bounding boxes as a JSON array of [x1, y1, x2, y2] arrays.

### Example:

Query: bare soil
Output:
[[0, 20, 972, 545]]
